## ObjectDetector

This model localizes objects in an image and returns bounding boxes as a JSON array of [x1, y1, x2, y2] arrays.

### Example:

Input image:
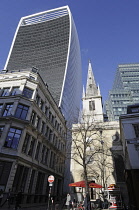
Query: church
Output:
[[70, 61, 127, 203]]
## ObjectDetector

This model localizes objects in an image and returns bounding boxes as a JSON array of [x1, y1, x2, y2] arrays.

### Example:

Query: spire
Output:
[[82, 85, 85, 98], [86, 60, 98, 97], [97, 83, 101, 96]]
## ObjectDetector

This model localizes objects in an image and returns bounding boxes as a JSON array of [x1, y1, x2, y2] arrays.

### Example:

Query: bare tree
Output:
[[71, 118, 115, 195]]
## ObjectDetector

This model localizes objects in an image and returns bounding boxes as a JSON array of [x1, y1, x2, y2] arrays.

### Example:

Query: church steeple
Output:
[[82, 60, 104, 122], [86, 60, 98, 97]]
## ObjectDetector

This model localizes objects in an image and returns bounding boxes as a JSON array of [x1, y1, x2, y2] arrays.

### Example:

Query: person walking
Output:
[[1, 189, 12, 208], [66, 193, 71, 210], [83, 193, 91, 210], [15, 190, 22, 210]]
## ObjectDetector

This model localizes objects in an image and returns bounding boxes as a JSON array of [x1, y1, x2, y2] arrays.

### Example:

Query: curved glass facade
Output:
[[5, 6, 82, 124]]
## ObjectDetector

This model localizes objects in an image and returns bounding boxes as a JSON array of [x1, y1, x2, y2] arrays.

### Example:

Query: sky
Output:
[[1, 0, 139, 102]]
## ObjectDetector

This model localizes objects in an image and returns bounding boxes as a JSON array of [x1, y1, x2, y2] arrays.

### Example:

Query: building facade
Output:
[[4, 6, 82, 126], [120, 106, 139, 209], [71, 61, 120, 202], [105, 63, 139, 121], [0, 68, 67, 204]]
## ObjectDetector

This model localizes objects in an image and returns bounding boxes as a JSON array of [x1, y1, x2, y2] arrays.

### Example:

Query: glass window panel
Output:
[[22, 133, 30, 153], [1, 88, 10, 96], [4, 127, 22, 149], [22, 87, 33, 99], [0, 126, 4, 138], [3, 104, 13, 116], [11, 87, 20, 96], [15, 104, 29, 120]]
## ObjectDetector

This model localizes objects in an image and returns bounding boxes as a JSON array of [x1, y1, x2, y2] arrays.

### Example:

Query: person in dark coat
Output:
[[1, 189, 12, 208], [15, 190, 22, 210], [83, 193, 91, 210]]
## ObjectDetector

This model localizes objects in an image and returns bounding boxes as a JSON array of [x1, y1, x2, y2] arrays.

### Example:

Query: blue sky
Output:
[[1, 0, 139, 102]]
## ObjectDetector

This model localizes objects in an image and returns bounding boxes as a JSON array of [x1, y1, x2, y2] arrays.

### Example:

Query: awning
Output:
[[69, 180, 102, 188]]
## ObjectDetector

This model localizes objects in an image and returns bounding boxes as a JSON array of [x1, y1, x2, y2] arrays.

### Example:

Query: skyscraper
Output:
[[4, 6, 82, 126], [105, 63, 139, 121]]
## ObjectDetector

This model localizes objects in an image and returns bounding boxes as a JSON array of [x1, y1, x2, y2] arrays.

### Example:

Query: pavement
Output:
[[0, 203, 109, 210]]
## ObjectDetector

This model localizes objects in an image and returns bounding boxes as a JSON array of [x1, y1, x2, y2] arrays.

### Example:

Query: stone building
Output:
[[0, 68, 67, 204], [71, 61, 120, 201], [120, 104, 139, 209]]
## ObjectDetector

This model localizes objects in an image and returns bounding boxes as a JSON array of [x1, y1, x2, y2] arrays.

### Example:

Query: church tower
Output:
[[82, 60, 104, 122]]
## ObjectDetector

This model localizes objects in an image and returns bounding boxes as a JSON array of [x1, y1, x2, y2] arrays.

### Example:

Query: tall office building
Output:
[[105, 63, 139, 121], [4, 6, 82, 126]]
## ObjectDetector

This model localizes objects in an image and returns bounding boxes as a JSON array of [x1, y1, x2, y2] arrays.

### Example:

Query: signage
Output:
[[48, 175, 54, 183]]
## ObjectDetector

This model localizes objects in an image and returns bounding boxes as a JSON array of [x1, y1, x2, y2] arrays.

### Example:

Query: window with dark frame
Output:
[[0, 126, 4, 138], [22, 133, 30, 153], [28, 137, 35, 156], [35, 94, 40, 105], [3, 104, 13, 117], [30, 111, 36, 125], [44, 148, 49, 165], [22, 87, 33, 99], [15, 104, 29, 120], [35, 115, 40, 129], [89, 100, 95, 111], [41, 121, 45, 134], [133, 124, 139, 138], [11, 87, 20, 96], [41, 145, 46, 163], [1, 88, 10, 96], [4, 127, 22, 149], [35, 142, 41, 160], [0, 104, 3, 113], [39, 100, 44, 110]]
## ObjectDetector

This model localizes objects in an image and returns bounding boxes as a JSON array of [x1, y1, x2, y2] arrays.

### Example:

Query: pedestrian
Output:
[[1, 189, 12, 208], [7, 189, 12, 208], [66, 193, 71, 210], [83, 193, 91, 210], [15, 190, 22, 210], [0, 189, 4, 206]]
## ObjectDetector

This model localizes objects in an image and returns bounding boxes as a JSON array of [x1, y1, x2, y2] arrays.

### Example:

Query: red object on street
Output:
[[69, 180, 102, 188], [48, 175, 55, 183]]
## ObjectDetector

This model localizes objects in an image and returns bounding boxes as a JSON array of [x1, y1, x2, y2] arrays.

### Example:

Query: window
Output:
[[48, 130, 53, 141], [28, 137, 35, 156], [45, 106, 48, 117], [15, 104, 29, 120], [3, 104, 13, 116], [0, 126, 4, 138], [35, 94, 40, 105], [133, 124, 139, 138], [89, 100, 95, 111], [30, 111, 36, 125], [4, 127, 22, 149], [41, 145, 46, 163], [45, 126, 50, 138], [35, 116, 40, 129], [11, 87, 20, 96], [86, 155, 94, 164], [35, 142, 41, 160], [22, 87, 33, 99], [0, 104, 3, 112], [41, 121, 45, 134], [1, 88, 10, 96], [22, 133, 30, 153], [44, 148, 49, 165], [39, 100, 44, 110], [28, 170, 35, 193]]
